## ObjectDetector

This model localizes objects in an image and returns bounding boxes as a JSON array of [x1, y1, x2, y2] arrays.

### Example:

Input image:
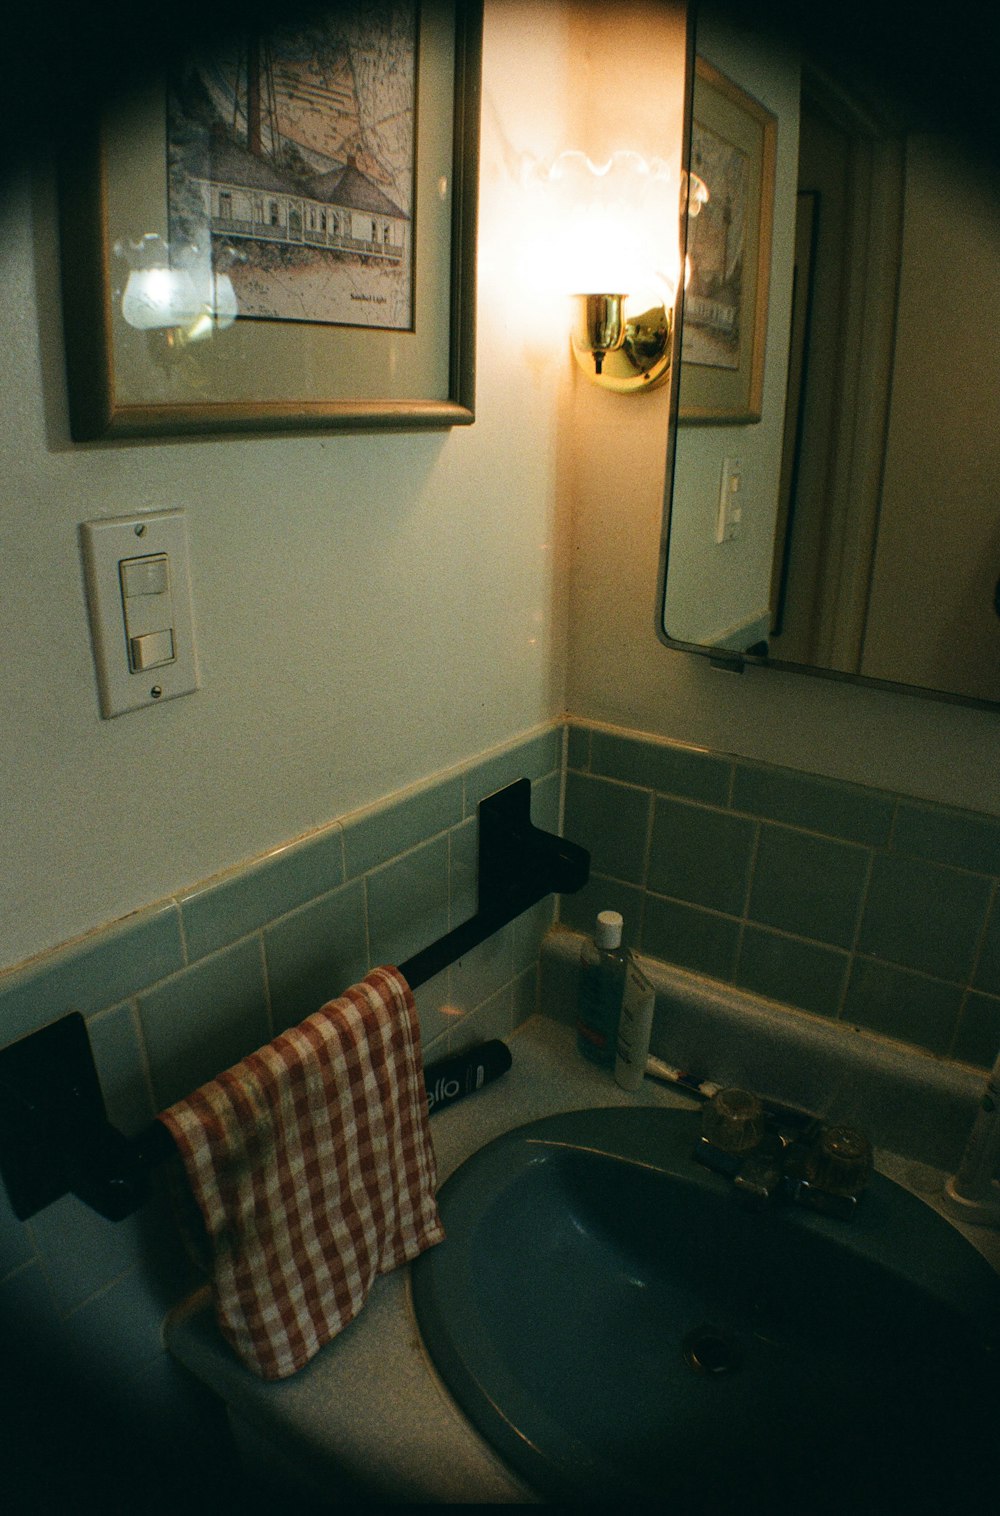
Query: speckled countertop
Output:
[[165, 1015, 1000, 1506]]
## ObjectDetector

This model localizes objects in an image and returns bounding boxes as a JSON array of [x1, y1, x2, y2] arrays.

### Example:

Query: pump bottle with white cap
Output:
[[576, 910, 627, 1066]]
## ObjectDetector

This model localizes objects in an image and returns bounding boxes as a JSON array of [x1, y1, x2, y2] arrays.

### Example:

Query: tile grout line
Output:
[[966, 875, 998, 990], [126, 995, 159, 1125], [637, 788, 657, 947], [739, 818, 763, 923], [256, 932, 274, 1038], [361, 874, 373, 976], [834, 845, 878, 1022], [728, 818, 761, 985]]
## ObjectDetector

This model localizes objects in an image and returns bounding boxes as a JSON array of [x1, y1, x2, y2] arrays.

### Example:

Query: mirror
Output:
[[660, 5, 1000, 708]]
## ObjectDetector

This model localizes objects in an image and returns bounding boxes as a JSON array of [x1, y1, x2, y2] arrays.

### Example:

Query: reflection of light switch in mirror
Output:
[[80, 510, 199, 718], [715, 457, 743, 544]]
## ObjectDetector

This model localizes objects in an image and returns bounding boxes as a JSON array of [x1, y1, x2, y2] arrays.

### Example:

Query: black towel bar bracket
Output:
[[0, 779, 589, 1223], [399, 776, 588, 990]]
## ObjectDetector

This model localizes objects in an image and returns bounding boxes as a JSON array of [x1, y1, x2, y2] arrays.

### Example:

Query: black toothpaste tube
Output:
[[424, 1040, 513, 1114]]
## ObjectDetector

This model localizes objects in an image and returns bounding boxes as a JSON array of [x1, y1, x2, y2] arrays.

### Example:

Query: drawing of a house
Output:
[[168, 18, 416, 327], [195, 142, 408, 263]]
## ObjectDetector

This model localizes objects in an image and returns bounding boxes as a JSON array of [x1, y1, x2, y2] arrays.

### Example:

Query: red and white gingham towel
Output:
[[158, 966, 444, 1380]]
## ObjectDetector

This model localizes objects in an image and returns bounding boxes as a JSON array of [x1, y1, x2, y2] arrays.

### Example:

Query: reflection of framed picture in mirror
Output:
[[59, 0, 481, 440], [679, 56, 776, 424]]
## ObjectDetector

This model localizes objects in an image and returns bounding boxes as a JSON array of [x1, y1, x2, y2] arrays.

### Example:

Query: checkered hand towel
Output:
[[158, 966, 444, 1380]]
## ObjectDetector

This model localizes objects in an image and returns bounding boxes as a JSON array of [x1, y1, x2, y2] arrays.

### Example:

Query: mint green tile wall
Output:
[[11, 711, 995, 1492], [0, 726, 561, 1487], [563, 722, 1000, 1070]]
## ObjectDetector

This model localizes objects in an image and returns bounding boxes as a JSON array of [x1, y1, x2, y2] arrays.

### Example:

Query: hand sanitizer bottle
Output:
[[576, 911, 627, 1066]]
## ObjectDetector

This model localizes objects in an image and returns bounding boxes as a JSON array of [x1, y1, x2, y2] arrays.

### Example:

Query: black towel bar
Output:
[[0, 779, 589, 1222]]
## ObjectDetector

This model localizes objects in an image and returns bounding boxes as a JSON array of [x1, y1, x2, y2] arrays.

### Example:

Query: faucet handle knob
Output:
[[702, 1087, 766, 1154], [805, 1124, 874, 1198]]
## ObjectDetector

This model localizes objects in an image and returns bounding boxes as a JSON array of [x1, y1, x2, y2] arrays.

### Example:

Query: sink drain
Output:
[[682, 1325, 743, 1376]]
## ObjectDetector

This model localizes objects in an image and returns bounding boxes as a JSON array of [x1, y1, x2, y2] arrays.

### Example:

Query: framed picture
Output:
[[679, 56, 776, 424], [59, 1, 482, 439]]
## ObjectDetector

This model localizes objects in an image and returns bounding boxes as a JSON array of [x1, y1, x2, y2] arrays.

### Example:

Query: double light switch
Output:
[[120, 553, 175, 672], [81, 510, 199, 718], [715, 457, 744, 544]]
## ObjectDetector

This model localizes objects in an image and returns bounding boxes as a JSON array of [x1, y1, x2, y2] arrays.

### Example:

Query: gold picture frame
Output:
[[679, 56, 777, 425], [59, 1, 482, 440]]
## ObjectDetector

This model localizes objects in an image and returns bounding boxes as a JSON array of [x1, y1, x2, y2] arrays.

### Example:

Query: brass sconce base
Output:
[[571, 293, 673, 393]]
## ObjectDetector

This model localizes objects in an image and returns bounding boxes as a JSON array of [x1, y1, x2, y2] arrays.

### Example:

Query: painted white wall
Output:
[[0, 0, 574, 972], [4, 0, 999, 978], [563, 0, 688, 728]]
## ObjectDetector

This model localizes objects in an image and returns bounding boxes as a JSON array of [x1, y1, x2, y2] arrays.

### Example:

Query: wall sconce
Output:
[[570, 292, 671, 390], [116, 234, 239, 346], [525, 149, 679, 395], [517, 155, 710, 394]]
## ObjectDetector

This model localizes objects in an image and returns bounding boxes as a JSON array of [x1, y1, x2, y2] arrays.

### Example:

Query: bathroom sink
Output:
[[411, 1106, 1000, 1510]]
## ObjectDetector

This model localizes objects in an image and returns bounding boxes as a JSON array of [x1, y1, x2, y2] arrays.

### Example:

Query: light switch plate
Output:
[[715, 456, 743, 544], [80, 510, 200, 718]]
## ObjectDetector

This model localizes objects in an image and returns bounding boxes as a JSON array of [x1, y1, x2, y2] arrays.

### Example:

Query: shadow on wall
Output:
[[708, 0, 1000, 182], [3, 0, 1000, 188], [1, 0, 337, 187]]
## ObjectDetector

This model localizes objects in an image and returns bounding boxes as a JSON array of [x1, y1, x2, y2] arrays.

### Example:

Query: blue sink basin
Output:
[[411, 1106, 1000, 1509]]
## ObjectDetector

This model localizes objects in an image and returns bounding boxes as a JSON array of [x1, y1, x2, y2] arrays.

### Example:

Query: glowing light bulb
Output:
[[121, 267, 202, 330], [520, 148, 679, 309]]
